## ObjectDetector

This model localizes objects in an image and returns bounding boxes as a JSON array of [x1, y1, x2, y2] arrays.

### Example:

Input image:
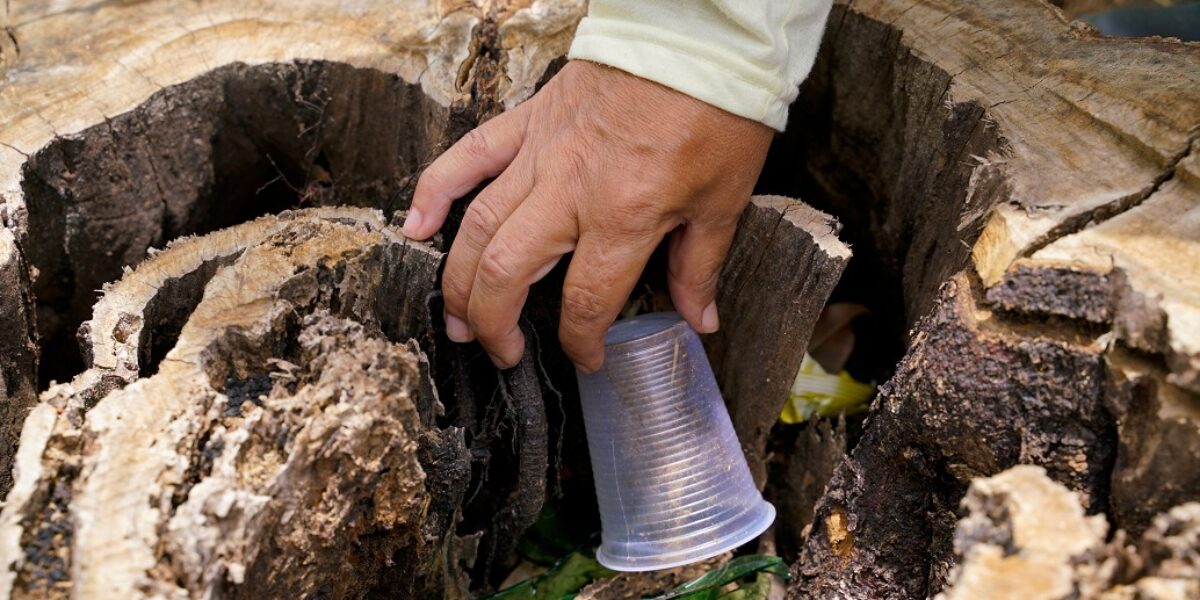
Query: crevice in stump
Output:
[[18, 60, 446, 388]]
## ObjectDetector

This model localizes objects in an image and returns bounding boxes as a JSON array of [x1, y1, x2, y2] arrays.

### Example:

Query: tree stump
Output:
[[766, 1, 1200, 598], [0, 1, 850, 597], [0, 209, 453, 598], [6, 0, 1195, 598], [0, 1, 583, 597]]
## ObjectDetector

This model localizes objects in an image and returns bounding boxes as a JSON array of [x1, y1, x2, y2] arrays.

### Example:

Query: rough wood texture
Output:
[[794, 276, 1118, 598], [0, 230, 37, 497], [0, 0, 586, 516], [767, 418, 847, 563], [0, 2, 586, 597], [0, 209, 453, 598], [937, 466, 1200, 600], [778, 2, 1200, 598], [4, 0, 1197, 598], [707, 196, 851, 486]]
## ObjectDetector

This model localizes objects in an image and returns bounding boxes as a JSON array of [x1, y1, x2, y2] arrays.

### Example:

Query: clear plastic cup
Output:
[[576, 312, 776, 572]]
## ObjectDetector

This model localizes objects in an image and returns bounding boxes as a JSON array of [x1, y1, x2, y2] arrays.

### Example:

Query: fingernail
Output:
[[444, 312, 473, 342], [700, 301, 720, 333], [402, 208, 424, 238]]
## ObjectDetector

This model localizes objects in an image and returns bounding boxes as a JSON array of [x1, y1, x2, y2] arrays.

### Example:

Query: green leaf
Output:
[[481, 550, 616, 600], [648, 555, 790, 600], [715, 571, 776, 600]]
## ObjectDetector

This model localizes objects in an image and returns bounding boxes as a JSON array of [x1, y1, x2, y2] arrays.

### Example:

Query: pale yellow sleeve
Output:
[[567, 0, 833, 131]]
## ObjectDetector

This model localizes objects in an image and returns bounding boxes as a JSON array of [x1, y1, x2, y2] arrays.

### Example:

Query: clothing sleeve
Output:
[[566, 0, 833, 132]]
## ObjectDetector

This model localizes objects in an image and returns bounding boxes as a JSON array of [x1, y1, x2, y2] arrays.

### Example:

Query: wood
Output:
[[0, 209, 453, 598], [707, 196, 851, 486], [4, 0, 1197, 598], [0, 230, 37, 497], [767, 418, 847, 562], [1, 7, 849, 595], [936, 466, 1200, 600], [773, 1, 1200, 598], [0, 1, 587, 597]]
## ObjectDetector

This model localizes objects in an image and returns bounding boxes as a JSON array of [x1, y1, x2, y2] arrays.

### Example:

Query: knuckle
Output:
[[471, 316, 504, 342], [461, 199, 504, 244], [414, 165, 449, 200], [471, 310, 515, 344], [459, 128, 492, 159], [477, 239, 519, 289], [561, 282, 608, 326], [562, 141, 592, 177]]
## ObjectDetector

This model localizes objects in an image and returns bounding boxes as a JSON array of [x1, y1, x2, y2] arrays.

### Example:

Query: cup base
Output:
[[595, 500, 776, 572]]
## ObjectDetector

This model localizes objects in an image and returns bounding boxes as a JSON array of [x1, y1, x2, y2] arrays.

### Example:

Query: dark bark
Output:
[[793, 275, 1117, 599], [0, 233, 37, 498], [17, 60, 446, 387], [706, 196, 851, 486]]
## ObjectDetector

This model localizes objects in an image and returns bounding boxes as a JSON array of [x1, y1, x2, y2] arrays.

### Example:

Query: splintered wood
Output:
[[1, 0, 1198, 599], [0, 209, 444, 598], [786, 2, 1199, 599]]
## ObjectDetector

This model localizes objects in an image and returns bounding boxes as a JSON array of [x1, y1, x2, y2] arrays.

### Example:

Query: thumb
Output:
[[666, 220, 735, 334]]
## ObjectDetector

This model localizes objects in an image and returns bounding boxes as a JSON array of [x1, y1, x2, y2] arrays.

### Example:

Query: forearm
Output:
[[567, 0, 833, 131]]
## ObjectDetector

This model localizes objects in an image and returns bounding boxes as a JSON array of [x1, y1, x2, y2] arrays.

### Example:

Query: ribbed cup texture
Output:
[[577, 312, 775, 572]]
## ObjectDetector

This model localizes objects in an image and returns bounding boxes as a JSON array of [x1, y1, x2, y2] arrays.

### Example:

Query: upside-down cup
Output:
[[576, 312, 776, 572]]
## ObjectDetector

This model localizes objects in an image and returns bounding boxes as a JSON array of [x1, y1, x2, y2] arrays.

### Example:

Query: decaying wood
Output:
[[794, 275, 1118, 597], [937, 466, 1200, 600], [707, 196, 851, 486], [0, 209, 452, 598], [0, 6, 588, 597], [575, 553, 731, 600], [779, 1, 1200, 598], [767, 418, 847, 562], [0, 0, 585, 459], [4, 0, 1197, 598], [2, 2, 843, 597], [0, 229, 37, 496]]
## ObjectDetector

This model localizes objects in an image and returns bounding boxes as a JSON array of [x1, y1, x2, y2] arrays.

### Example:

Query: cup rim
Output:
[[603, 311, 689, 352]]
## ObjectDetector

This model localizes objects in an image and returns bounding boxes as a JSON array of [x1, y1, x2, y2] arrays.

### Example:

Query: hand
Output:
[[403, 61, 773, 371]]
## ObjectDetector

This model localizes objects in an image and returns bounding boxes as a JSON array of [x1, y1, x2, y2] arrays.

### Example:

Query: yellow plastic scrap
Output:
[[779, 354, 875, 424]]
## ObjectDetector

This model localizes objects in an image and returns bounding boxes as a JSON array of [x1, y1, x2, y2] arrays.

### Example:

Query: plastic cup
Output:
[[576, 312, 776, 572]]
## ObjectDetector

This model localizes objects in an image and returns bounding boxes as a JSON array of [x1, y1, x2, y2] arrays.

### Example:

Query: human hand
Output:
[[403, 61, 773, 371]]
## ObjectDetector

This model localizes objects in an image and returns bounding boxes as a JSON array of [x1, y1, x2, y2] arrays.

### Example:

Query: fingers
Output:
[[560, 231, 660, 372], [441, 164, 535, 343], [404, 107, 529, 240], [667, 218, 736, 334], [467, 195, 578, 367]]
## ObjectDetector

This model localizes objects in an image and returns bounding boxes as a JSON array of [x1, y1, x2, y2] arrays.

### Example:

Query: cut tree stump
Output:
[[0, 209, 455, 598], [3, 0, 1197, 599], [0, 1, 586, 597], [0, 1, 851, 598], [773, 1, 1200, 599]]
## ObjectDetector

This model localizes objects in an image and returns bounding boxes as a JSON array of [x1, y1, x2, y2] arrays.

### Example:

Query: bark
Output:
[[937, 466, 1200, 600], [774, 1, 1200, 598], [0, 2, 586, 597], [0, 209, 454, 598], [3, 0, 1196, 599], [767, 418, 847, 563], [706, 197, 851, 486], [0, 230, 37, 497]]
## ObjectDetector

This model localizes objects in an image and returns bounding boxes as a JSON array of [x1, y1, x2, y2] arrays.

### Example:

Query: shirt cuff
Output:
[[567, 17, 792, 131]]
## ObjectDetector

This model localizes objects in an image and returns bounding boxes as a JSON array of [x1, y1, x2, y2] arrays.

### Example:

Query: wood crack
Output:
[[1021, 126, 1200, 258]]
